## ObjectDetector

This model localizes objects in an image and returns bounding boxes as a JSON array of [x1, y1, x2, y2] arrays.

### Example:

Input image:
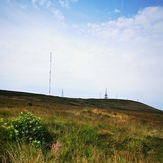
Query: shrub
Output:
[[0, 118, 9, 140], [28, 101, 33, 106], [4, 112, 45, 145]]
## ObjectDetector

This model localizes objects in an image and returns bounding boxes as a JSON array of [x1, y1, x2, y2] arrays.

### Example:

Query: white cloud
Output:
[[75, 7, 163, 43], [32, 0, 37, 5], [114, 8, 120, 13], [19, 4, 28, 9], [39, 0, 46, 5], [52, 8, 65, 22], [59, 0, 70, 8], [31, 0, 39, 9], [31, 0, 52, 9], [46, 1, 52, 8], [58, 0, 78, 8]]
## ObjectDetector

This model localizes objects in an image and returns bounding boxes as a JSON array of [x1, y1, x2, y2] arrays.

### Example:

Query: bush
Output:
[[0, 118, 9, 140], [28, 101, 33, 106], [2, 112, 45, 146]]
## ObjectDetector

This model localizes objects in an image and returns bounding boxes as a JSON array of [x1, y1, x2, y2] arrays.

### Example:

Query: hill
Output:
[[0, 89, 163, 163], [0, 89, 162, 113]]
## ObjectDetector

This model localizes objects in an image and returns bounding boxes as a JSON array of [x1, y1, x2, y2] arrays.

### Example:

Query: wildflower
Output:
[[51, 142, 62, 157]]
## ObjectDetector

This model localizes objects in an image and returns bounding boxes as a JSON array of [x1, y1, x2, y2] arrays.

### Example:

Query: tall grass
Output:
[[1, 142, 45, 163], [0, 103, 163, 162]]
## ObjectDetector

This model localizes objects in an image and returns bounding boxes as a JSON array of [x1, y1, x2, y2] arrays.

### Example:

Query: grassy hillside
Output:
[[0, 89, 161, 112], [0, 90, 163, 163]]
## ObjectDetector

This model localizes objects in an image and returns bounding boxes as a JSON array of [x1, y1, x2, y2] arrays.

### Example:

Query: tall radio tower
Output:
[[62, 89, 64, 97], [49, 52, 52, 95]]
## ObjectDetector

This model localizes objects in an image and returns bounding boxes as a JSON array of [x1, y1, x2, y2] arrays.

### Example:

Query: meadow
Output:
[[0, 90, 163, 163]]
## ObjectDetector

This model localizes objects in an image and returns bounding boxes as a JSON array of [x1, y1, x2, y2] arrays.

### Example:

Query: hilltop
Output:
[[0, 89, 161, 113]]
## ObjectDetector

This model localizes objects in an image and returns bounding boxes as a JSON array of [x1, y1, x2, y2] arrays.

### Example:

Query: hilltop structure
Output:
[[104, 88, 108, 99], [62, 89, 64, 97]]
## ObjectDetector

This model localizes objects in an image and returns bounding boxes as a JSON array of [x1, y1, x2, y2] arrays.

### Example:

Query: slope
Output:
[[0, 89, 162, 113]]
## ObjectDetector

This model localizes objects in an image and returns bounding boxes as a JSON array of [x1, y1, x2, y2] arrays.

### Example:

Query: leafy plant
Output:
[[0, 118, 9, 140], [3, 112, 45, 145], [28, 101, 33, 106]]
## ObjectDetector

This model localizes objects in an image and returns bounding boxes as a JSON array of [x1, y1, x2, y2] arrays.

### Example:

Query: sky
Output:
[[0, 0, 163, 110]]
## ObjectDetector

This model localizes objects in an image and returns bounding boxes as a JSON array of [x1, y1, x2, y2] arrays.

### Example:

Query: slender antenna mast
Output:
[[62, 89, 63, 97], [49, 52, 52, 95]]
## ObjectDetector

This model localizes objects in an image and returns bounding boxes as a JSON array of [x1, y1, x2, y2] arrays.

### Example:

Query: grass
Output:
[[0, 90, 163, 163]]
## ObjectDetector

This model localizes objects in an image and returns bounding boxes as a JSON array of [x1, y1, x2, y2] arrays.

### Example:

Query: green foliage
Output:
[[28, 101, 33, 106], [0, 118, 8, 140], [1, 112, 45, 146]]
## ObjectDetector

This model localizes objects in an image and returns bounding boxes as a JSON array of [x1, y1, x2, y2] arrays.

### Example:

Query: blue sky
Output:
[[0, 0, 163, 110]]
